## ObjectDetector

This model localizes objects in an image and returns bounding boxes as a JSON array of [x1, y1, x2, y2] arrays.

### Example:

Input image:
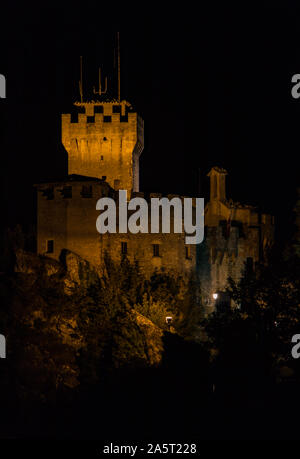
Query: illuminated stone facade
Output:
[[200, 167, 274, 311], [36, 99, 274, 313], [36, 175, 113, 267], [61, 100, 144, 196]]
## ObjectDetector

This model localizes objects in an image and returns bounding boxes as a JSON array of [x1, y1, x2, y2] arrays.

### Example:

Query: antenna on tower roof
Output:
[[117, 32, 121, 101], [93, 67, 108, 96], [79, 56, 83, 103]]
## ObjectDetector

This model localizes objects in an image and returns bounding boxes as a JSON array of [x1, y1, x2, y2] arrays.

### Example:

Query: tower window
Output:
[[100, 155, 104, 161], [87, 115, 95, 123], [46, 240, 54, 254], [94, 106, 103, 113], [103, 116, 112, 122], [152, 244, 160, 257], [113, 105, 121, 113], [81, 185, 93, 198], [121, 242, 128, 255], [42, 186, 54, 200], [70, 113, 78, 123]]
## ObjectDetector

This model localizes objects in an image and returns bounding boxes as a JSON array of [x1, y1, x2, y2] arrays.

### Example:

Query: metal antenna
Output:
[[79, 56, 83, 103], [117, 32, 121, 101], [93, 67, 108, 95]]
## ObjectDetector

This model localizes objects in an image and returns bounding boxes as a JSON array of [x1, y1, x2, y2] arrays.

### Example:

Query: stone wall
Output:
[[99, 231, 197, 280], [36, 178, 111, 268], [36, 174, 275, 314]]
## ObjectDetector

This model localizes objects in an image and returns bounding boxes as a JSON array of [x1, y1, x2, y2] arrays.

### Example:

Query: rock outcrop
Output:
[[7, 249, 165, 397], [133, 311, 164, 366], [14, 249, 61, 278], [59, 249, 100, 293]]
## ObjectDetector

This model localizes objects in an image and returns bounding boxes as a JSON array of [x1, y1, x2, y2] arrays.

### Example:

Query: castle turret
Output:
[[62, 99, 144, 196], [207, 166, 227, 202]]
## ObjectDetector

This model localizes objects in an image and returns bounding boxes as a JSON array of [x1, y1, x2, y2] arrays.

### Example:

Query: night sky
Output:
[[0, 5, 300, 242]]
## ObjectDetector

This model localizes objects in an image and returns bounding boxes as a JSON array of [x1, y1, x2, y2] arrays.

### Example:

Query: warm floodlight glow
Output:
[[212, 293, 218, 300], [165, 316, 173, 325]]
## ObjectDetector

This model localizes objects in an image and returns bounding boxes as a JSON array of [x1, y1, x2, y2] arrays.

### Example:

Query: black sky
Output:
[[0, 5, 300, 242]]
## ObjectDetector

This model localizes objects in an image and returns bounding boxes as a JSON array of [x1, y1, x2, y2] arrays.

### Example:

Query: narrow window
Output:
[[219, 220, 228, 238], [61, 186, 72, 198], [153, 244, 160, 257], [100, 155, 104, 161], [121, 242, 127, 255], [42, 186, 54, 200], [47, 240, 54, 254]]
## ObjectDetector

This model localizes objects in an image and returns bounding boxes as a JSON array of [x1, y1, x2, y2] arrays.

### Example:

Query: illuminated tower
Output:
[[61, 50, 144, 195], [62, 100, 144, 194]]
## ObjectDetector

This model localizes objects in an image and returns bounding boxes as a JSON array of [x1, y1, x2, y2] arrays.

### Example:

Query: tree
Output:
[[202, 251, 300, 397]]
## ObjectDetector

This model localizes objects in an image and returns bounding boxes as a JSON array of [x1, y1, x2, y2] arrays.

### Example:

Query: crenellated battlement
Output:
[[62, 111, 141, 125]]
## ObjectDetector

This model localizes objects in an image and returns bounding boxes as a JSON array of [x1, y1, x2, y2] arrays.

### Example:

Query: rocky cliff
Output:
[[0, 249, 164, 401]]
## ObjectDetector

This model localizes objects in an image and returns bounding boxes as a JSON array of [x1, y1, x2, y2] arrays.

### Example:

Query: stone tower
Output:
[[207, 166, 227, 202], [61, 99, 144, 195]]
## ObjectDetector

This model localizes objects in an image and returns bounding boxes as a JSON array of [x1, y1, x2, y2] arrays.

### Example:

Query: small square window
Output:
[[61, 186, 72, 198], [121, 242, 127, 255], [153, 244, 160, 257], [47, 240, 54, 254], [42, 186, 54, 200]]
